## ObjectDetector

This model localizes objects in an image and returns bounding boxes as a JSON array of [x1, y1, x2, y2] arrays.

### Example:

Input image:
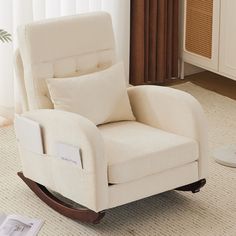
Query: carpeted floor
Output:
[[0, 82, 236, 236]]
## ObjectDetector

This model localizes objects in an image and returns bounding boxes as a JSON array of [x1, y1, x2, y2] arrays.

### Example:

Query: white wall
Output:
[[0, 0, 14, 108]]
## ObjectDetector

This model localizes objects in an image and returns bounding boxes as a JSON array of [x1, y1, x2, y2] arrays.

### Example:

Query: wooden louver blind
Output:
[[185, 0, 213, 59]]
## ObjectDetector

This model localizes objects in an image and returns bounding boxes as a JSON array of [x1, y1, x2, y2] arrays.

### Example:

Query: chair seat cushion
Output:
[[98, 121, 199, 184]]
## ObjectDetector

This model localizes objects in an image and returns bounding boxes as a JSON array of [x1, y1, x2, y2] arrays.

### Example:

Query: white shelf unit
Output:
[[182, 0, 236, 81]]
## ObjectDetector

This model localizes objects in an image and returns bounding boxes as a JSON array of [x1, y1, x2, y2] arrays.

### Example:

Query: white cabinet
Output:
[[182, 0, 236, 81], [219, 0, 236, 79]]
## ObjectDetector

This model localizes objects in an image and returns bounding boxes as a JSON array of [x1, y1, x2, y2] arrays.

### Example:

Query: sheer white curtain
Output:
[[0, 0, 130, 126]]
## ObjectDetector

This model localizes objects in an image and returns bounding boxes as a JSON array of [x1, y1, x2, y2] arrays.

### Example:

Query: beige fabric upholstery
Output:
[[14, 50, 29, 112], [108, 162, 198, 209], [47, 62, 135, 125], [99, 121, 198, 184], [15, 12, 208, 213], [17, 12, 116, 110], [128, 85, 209, 179], [19, 109, 108, 212]]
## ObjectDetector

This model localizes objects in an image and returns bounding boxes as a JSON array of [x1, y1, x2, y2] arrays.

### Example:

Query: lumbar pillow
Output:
[[46, 62, 135, 125]]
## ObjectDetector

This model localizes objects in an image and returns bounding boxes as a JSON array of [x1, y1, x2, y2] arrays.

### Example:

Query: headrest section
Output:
[[18, 12, 115, 64]]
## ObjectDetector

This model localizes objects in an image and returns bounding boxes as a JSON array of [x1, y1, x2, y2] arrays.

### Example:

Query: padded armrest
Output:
[[21, 109, 106, 170], [128, 85, 208, 179], [18, 109, 108, 211]]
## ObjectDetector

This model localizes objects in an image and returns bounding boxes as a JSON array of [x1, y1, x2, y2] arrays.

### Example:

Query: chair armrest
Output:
[[128, 85, 208, 179], [21, 109, 106, 170], [17, 109, 108, 211]]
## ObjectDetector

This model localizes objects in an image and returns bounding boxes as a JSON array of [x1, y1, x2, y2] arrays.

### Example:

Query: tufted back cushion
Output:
[[17, 12, 116, 110]]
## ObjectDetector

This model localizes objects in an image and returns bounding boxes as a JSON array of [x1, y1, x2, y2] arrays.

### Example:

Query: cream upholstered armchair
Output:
[[14, 12, 208, 224]]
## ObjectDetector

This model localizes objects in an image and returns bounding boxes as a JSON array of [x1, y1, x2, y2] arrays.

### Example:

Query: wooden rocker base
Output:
[[175, 179, 206, 193], [17, 172, 105, 224]]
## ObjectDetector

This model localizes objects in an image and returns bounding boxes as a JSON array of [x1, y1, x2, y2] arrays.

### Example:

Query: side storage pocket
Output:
[[19, 147, 55, 190], [19, 146, 96, 209]]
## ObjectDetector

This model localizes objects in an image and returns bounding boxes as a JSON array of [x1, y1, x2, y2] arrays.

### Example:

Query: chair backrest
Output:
[[16, 12, 116, 111]]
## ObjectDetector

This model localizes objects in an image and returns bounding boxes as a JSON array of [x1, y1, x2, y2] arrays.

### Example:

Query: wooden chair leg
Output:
[[17, 172, 105, 224], [175, 179, 206, 193]]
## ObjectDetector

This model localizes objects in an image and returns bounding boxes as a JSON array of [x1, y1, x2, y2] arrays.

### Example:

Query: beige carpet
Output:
[[1, 82, 236, 236]]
